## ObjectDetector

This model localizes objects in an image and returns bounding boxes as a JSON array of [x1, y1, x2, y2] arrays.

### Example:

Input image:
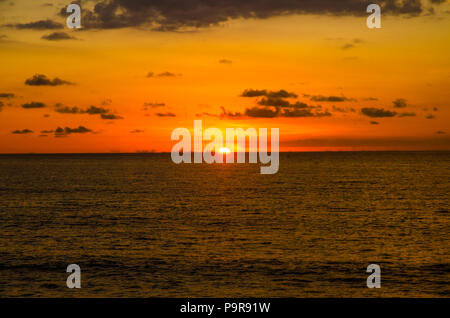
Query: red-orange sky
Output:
[[0, 0, 449, 153]]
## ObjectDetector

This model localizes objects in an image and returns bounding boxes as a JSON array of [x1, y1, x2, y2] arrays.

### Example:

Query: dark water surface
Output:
[[0, 152, 448, 297]]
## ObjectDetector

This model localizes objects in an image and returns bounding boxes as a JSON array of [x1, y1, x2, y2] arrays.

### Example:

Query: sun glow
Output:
[[219, 147, 231, 154]]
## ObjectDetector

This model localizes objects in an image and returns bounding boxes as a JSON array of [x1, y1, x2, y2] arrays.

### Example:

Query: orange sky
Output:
[[0, 0, 449, 153]]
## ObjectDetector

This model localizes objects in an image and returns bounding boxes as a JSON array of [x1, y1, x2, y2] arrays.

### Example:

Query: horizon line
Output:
[[0, 150, 449, 155]]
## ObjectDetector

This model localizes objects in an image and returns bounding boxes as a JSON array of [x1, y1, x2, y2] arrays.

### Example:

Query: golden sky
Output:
[[0, 0, 449, 153]]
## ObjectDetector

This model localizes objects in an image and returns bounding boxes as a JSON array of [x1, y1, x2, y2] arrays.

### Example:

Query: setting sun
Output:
[[219, 147, 231, 154]]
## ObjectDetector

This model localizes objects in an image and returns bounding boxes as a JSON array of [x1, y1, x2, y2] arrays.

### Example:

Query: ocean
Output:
[[0, 152, 448, 297]]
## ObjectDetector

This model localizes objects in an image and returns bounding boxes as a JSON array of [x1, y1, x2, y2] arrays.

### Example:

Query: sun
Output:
[[219, 147, 231, 154]]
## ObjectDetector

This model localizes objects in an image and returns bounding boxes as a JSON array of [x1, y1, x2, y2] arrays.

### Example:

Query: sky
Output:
[[0, 0, 449, 153]]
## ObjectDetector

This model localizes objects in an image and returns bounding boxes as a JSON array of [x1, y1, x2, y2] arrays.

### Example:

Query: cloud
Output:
[[55, 104, 123, 119], [341, 43, 355, 50], [7, 19, 63, 30], [219, 104, 331, 118], [332, 105, 355, 113], [41, 32, 77, 41], [54, 126, 93, 136], [196, 112, 220, 117], [241, 89, 297, 98], [130, 129, 145, 133], [426, 114, 436, 119], [258, 97, 291, 107], [147, 71, 182, 77], [241, 89, 268, 97], [22, 101, 46, 109], [11, 129, 33, 134], [370, 121, 379, 125], [55, 105, 82, 114], [436, 131, 446, 134], [143, 102, 165, 108], [0, 93, 15, 98], [282, 108, 331, 118], [361, 107, 397, 118], [244, 106, 279, 118], [159, 71, 181, 77], [393, 98, 408, 108], [156, 112, 176, 117], [0, 101, 3, 111], [309, 94, 356, 102], [257, 98, 313, 109], [25, 74, 73, 86], [219, 59, 232, 64], [100, 113, 123, 120], [341, 38, 364, 50], [397, 112, 416, 117], [71, 0, 440, 31], [85, 105, 110, 114]]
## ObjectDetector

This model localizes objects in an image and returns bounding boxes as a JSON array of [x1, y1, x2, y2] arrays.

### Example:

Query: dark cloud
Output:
[[241, 89, 267, 97], [341, 38, 364, 50], [219, 104, 330, 119], [241, 89, 297, 98], [258, 97, 291, 107], [55, 104, 123, 119], [42, 32, 77, 41], [282, 108, 331, 118], [11, 129, 33, 134], [397, 112, 416, 117], [147, 71, 181, 77], [102, 99, 112, 106], [196, 111, 220, 117], [143, 102, 165, 108], [85, 105, 110, 114], [55, 105, 82, 114], [244, 106, 279, 118], [436, 131, 446, 134], [258, 98, 313, 109], [426, 114, 436, 119], [393, 98, 408, 108], [370, 121, 379, 125], [361, 107, 397, 118], [156, 112, 176, 117], [22, 101, 46, 109], [0, 93, 15, 98], [101, 113, 123, 120], [54, 126, 93, 136], [332, 106, 355, 113], [159, 71, 181, 77], [69, 0, 439, 31], [7, 19, 63, 30], [0, 101, 3, 111], [267, 90, 298, 99], [341, 43, 355, 50], [130, 129, 145, 133], [309, 95, 356, 102], [219, 59, 232, 64], [25, 74, 73, 86]]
